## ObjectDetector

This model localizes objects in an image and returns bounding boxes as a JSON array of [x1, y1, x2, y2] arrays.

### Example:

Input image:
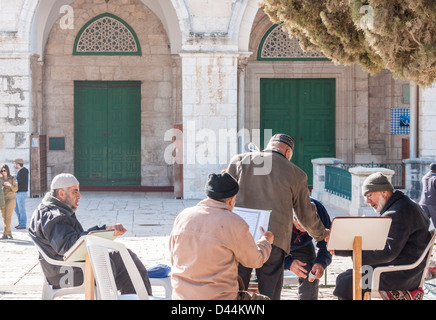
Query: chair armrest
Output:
[[371, 263, 424, 299]]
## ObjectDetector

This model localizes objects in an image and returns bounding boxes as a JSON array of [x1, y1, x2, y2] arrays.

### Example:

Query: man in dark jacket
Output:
[[284, 198, 332, 300], [14, 158, 28, 229], [28, 173, 152, 294], [333, 172, 431, 299]]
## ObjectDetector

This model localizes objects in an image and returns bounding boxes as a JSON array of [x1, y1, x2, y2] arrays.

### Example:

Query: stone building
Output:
[[0, 0, 435, 199]]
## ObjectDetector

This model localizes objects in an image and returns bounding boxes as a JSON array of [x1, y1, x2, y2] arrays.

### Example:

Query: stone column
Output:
[[0, 53, 31, 165], [180, 52, 239, 199], [311, 158, 343, 200], [349, 167, 395, 216]]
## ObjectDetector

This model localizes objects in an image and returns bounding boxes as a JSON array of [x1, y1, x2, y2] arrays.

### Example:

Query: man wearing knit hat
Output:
[[169, 172, 274, 300], [419, 163, 436, 226], [29, 173, 152, 295], [333, 172, 431, 300], [227, 133, 329, 300]]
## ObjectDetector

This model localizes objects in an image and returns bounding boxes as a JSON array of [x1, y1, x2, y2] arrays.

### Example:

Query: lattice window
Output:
[[73, 13, 141, 56], [258, 24, 326, 60]]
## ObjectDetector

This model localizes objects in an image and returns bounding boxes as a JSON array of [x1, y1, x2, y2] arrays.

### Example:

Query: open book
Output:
[[233, 207, 271, 242], [63, 230, 117, 262]]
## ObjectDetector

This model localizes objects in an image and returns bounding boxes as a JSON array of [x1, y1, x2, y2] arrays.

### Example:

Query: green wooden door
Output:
[[260, 78, 335, 185], [74, 81, 141, 186]]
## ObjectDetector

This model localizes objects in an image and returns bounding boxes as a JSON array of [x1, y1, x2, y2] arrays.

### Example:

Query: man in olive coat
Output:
[[227, 133, 329, 300]]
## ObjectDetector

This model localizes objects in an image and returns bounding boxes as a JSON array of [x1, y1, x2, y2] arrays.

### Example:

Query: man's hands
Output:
[[259, 226, 274, 244], [106, 223, 127, 236], [290, 260, 325, 282]]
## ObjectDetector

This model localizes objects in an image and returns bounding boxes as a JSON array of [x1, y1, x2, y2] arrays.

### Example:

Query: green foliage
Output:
[[261, 0, 436, 86]]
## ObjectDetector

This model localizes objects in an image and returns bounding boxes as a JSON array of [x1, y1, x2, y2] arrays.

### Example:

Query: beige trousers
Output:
[[1, 198, 15, 236]]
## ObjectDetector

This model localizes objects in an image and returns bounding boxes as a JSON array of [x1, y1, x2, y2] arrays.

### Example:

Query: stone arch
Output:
[[27, 0, 184, 60]]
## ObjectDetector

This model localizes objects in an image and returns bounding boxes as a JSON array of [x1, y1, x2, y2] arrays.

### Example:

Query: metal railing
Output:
[[324, 162, 405, 200], [325, 166, 352, 200], [341, 162, 405, 189]]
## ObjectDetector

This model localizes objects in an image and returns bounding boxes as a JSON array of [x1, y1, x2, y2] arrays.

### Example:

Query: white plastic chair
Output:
[[85, 236, 169, 300], [370, 229, 436, 299], [32, 240, 86, 300], [149, 277, 172, 299]]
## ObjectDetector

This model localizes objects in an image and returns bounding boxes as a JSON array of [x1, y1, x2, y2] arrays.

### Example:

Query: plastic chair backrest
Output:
[[32, 239, 86, 299], [85, 236, 150, 300], [419, 229, 436, 288]]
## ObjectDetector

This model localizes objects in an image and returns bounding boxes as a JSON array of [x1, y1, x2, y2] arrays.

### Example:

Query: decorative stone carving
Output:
[[74, 14, 140, 55], [260, 25, 325, 59]]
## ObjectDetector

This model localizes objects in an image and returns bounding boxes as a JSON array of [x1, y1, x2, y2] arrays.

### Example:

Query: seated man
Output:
[[333, 172, 431, 299], [169, 172, 274, 300], [284, 198, 332, 300], [28, 173, 152, 295]]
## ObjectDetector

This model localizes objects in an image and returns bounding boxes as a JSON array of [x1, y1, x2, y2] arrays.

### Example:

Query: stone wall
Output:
[[0, 52, 31, 166]]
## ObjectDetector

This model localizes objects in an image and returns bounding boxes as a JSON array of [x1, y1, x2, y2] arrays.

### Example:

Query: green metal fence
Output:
[[341, 162, 405, 189], [325, 162, 405, 200], [325, 166, 352, 200]]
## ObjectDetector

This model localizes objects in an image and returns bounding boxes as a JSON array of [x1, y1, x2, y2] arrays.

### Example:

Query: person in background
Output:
[[0, 164, 18, 239], [14, 158, 29, 230], [284, 198, 332, 300], [419, 163, 436, 227]]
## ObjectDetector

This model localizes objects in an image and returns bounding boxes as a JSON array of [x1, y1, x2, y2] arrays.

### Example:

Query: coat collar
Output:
[[42, 192, 75, 216], [380, 190, 404, 215], [198, 198, 233, 212]]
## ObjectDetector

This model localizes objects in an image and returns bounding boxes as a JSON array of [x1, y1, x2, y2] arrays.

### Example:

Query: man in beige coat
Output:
[[169, 172, 274, 300], [227, 133, 329, 299]]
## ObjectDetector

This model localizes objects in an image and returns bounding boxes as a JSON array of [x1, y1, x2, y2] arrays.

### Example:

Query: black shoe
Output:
[[15, 225, 26, 230], [1, 234, 8, 240]]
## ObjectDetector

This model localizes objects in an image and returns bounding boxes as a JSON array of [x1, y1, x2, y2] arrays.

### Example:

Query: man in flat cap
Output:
[[169, 172, 274, 300], [333, 172, 431, 300], [13, 159, 28, 229], [227, 133, 329, 300], [29, 173, 152, 295], [419, 163, 436, 226]]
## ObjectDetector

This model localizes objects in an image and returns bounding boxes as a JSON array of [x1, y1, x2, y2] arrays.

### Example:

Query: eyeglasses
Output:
[[0, 170, 6, 172], [365, 192, 376, 200]]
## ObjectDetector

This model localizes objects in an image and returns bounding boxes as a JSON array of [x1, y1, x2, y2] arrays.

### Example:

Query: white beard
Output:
[[375, 196, 387, 213]]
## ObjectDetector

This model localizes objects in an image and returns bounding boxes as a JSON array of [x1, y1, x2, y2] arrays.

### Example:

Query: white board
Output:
[[233, 207, 271, 242], [327, 217, 392, 251]]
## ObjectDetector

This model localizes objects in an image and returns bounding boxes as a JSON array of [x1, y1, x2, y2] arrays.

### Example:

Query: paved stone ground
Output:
[[2, 191, 433, 300]]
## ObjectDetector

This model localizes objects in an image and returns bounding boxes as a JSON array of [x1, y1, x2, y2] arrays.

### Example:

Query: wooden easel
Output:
[[84, 253, 95, 300], [327, 217, 392, 300]]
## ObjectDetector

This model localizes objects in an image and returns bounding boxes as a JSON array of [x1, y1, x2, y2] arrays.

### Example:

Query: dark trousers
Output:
[[238, 245, 286, 300], [291, 243, 319, 300], [52, 248, 152, 295], [333, 269, 371, 300]]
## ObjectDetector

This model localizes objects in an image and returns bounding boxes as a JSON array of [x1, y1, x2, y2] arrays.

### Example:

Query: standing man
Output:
[[14, 159, 28, 229], [333, 172, 431, 299], [227, 133, 329, 300], [419, 163, 436, 227]]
